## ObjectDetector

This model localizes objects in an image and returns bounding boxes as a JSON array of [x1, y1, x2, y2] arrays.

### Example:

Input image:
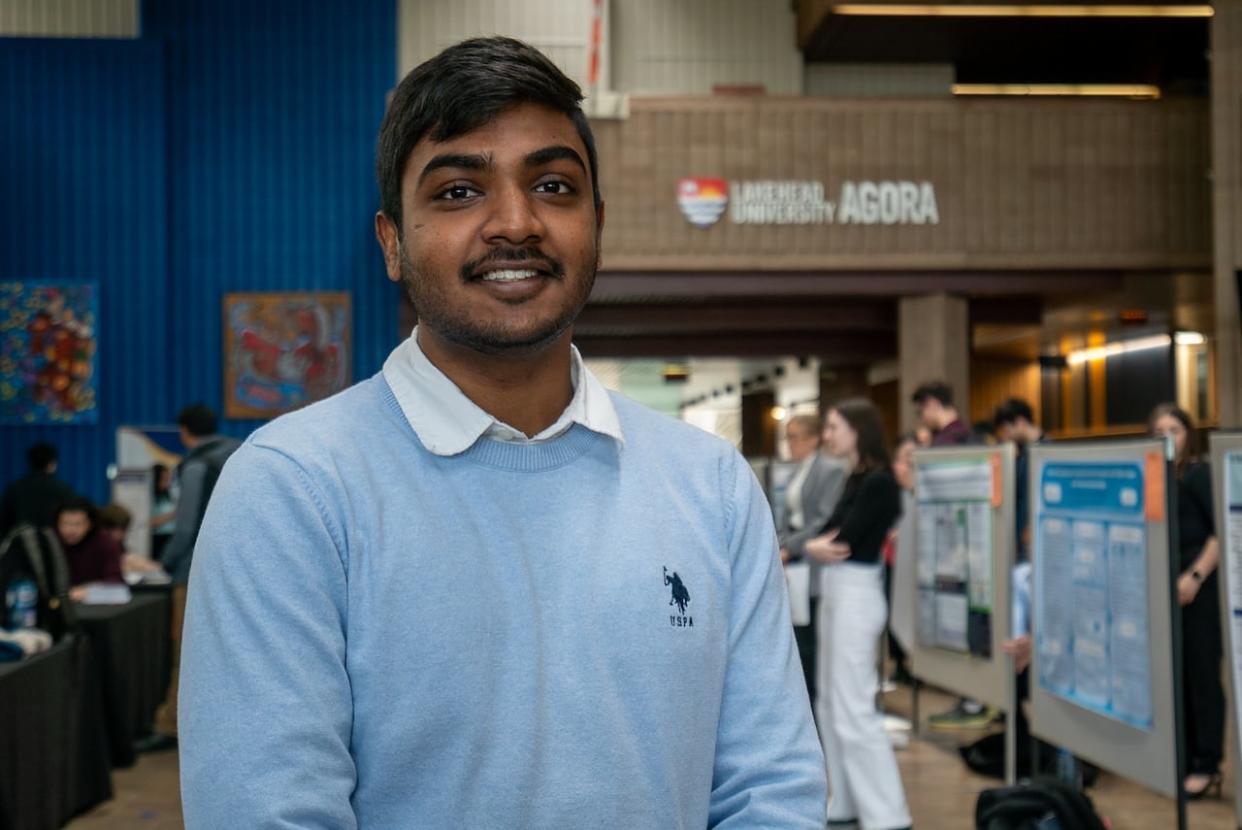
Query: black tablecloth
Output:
[[0, 636, 113, 830], [75, 592, 171, 769]]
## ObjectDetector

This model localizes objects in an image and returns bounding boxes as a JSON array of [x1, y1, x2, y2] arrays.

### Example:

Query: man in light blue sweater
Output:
[[179, 36, 827, 829]]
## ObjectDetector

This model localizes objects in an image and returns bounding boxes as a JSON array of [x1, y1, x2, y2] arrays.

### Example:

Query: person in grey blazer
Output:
[[778, 413, 848, 704]]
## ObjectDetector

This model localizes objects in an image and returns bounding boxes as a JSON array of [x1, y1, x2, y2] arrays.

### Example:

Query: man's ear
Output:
[[375, 212, 402, 283], [594, 200, 605, 268]]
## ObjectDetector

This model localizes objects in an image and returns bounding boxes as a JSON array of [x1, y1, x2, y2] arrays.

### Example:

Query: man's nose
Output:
[[482, 181, 545, 245]]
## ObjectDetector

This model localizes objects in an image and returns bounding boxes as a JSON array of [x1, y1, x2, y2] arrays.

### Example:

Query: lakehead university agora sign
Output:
[[677, 177, 940, 229]]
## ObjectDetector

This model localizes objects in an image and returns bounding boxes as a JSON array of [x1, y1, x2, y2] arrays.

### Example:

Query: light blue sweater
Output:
[[179, 375, 826, 828]]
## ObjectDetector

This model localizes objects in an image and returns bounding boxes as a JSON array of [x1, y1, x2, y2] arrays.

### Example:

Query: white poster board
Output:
[[907, 445, 1014, 713], [1029, 440, 1180, 799], [111, 468, 153, 558], [1208, 432, 1242, 822]]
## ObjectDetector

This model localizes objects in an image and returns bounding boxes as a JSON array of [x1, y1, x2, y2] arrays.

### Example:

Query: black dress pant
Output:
[[1182, 571, 1225, 774], [794, 596, 818, 706]]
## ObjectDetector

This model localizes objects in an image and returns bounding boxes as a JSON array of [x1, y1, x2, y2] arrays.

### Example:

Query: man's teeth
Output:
[[480, 269, 538, 282]]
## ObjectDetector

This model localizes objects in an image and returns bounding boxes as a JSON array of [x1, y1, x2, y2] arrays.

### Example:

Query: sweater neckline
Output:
[[378, 375, 610, 472]]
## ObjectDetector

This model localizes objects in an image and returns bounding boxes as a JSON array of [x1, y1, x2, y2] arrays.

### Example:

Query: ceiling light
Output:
[[953, 84, 1161, 98], [1066, 334, 1170, 365], [830, 4, 1212, 17]]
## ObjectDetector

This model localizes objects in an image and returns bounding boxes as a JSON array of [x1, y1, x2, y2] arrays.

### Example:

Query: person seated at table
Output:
[[55, 498, 123, 592], [97, 503, 162, 576]]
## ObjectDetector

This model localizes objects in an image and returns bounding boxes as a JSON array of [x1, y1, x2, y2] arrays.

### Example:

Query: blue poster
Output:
[[1035, 462, 1153, 730]]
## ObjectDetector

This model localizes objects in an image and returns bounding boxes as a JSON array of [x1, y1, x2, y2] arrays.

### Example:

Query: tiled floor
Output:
[[67, 683, 1240, 829]]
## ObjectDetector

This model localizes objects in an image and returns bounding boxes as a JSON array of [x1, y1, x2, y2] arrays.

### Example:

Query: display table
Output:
[[75, 592, 171, 768], [0, 636, 112, 830]]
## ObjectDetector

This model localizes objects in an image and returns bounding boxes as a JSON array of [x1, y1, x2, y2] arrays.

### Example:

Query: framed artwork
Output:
[[0, 280, 98, 424], [223, 292, 351, 419]]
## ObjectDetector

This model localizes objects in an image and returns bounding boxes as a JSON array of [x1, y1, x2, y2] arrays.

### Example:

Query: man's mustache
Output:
[[460, 248, 565, 281]]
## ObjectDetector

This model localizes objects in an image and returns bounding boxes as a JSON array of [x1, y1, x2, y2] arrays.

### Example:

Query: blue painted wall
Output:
[[1, 2, 397, 501]]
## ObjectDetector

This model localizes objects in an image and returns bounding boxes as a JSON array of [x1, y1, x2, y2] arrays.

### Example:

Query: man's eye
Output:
[[535, 180, 574, 195], [438, 185, 479, 201]]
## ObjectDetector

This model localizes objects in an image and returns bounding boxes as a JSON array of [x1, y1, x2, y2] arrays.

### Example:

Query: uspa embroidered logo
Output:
[[676, 178, 728, 228], [663, 566, 693, 627]]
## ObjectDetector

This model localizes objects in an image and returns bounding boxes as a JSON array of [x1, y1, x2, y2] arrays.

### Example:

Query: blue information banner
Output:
[[1035, 461, 1153, 731]]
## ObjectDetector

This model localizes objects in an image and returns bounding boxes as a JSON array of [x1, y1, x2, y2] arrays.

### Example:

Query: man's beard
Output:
[[398, 243, 596, 356]]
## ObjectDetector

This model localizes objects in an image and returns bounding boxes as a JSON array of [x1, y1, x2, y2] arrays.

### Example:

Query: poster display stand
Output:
[[1208, 432, 1242, 830], [1028, 440, 1185, 828], [906, 444, 1016, 783]]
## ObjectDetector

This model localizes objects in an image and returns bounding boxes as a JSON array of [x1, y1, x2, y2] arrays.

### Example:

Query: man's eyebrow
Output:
[[524, 145, 586, 174], [417, 152, 492, 187]]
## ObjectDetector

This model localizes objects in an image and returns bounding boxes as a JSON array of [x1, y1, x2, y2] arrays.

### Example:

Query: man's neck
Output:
[[417, 326, 575, 438], [939, 411, 960, 430]]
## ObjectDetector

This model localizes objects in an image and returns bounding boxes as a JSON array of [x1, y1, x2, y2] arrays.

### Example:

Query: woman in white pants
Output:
[[805, 399, 911, 830]]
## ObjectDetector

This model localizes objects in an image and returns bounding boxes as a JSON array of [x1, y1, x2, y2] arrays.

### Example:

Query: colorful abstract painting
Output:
[[0, 281, 99, 424], [224, 292, 350, 419]]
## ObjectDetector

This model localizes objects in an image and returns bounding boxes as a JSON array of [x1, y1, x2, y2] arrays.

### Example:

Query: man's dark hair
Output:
[[27, 442, 57, 472], [993, 397, 1035, 427], [376, 36, 601, 235], [911, 381, 953, 407], [177, 403, 218, 437], [56, 495, 97, 524], [97, 503, 132, 531]]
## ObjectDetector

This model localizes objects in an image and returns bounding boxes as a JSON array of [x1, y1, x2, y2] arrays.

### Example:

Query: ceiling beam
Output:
[[576, 302, 894, 334], [574, 331, 894, 361], [590, 270, 1126, 301]]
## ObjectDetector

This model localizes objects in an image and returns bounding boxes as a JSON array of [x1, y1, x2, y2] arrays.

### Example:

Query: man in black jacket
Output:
[[0, 442, 77, 535]]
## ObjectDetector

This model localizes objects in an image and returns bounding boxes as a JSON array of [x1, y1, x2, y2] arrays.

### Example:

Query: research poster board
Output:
[[1029, 440, 1180, 798], [111, 469, 153, 558], [907, 444, 1014, 713], [1208, 432, 1242, 821]]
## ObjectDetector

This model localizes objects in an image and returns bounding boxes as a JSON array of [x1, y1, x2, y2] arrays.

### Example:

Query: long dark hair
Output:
[[831, 398, 891, 473], [152, 464, 170, 498], [1148, 402, 1198, 475]]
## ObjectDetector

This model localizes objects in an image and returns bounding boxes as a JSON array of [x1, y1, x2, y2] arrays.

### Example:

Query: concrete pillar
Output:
[[1214, 1, 1242, 427], [740, 390, 778, 458], [899, 293, 970, 431]]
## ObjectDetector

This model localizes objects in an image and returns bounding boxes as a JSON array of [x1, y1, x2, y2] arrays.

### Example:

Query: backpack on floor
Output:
[[975, 777, 1108, 830], [0, 523, 77, 640]]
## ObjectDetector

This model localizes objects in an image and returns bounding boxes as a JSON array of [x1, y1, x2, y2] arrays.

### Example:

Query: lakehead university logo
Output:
[[676, 178, 729, 228], [663, 566, 693, 628]]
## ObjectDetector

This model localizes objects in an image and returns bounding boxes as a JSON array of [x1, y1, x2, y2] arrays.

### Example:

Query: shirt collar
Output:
[[382, 327, 624, 457]]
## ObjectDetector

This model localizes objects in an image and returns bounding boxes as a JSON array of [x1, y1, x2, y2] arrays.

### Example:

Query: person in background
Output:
[[54, 497, 122, 590], [1150, 403, 1224, 798], [97, 503, 163, 576], [778, 412, 848, 704], [806, 398, 911, 830], [915, 380, 994, 729], [912, 381, 971, 447], [139, 403, 240, 754], [993, 398, 1045, 564], [0, 442, 78, 536], [149, 464, 176, 562], [972, 420, 998, 445]]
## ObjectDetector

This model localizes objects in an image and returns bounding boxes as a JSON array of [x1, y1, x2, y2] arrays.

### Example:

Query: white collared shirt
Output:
[[382, 327, 625, 456]]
